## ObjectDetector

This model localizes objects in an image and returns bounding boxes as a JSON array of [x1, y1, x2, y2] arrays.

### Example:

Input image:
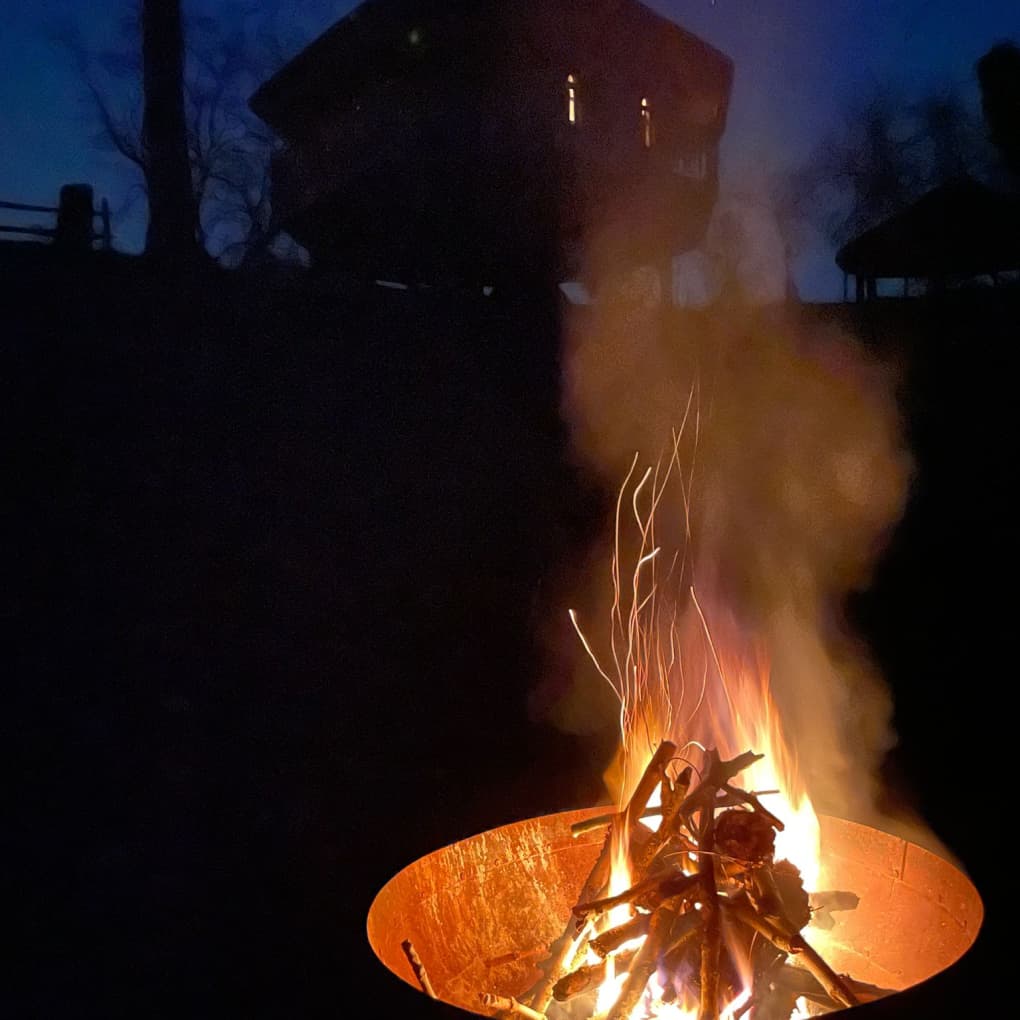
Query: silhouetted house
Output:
[[249, 0, 733, 286], [836, 176, 1020, 301]]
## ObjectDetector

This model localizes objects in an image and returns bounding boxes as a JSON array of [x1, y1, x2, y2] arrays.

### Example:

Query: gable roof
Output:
[[250, 0, 732, 132]]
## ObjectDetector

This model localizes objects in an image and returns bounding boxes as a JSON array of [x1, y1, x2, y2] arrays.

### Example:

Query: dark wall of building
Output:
[[255, 1, 732, 285]]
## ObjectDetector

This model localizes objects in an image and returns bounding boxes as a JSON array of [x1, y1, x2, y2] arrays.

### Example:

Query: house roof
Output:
[[835, 176, 1020, 279], [249, 0, 733, 133]]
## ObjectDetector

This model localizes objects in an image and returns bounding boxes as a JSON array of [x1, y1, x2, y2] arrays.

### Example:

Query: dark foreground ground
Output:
[[5, 246, 1012, 1017]]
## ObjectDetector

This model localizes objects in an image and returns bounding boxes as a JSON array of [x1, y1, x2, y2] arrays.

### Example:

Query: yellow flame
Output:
[[569, 425, 829, 1016], [571, 438, 822, 879]]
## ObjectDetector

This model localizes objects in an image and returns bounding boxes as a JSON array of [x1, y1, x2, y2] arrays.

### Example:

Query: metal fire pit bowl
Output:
[[367, 808, 983, 1018]]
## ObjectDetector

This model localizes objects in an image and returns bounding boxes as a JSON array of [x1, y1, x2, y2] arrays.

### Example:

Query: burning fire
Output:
[[562, 436, 825, 1018]]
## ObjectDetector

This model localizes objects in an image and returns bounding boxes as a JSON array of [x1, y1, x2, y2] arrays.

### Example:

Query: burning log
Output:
[[635, 765, 695, 872], [525, 741, 677, 1012], [697, 800, 722, 1020], [551, 948, 637, 1002], [605, 898, 684, 1020], [570, 805, 662, 837], [588, 913, 650, 957], [521, 743, 865, 1020], [722, 900, 859, 1009], [751, 859, 812, 932], [573, 870, 698, 920]]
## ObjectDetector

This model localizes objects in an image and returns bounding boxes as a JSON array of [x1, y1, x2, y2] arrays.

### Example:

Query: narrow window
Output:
[[640, 96, 653, 148], [567, 73, 578, 124]]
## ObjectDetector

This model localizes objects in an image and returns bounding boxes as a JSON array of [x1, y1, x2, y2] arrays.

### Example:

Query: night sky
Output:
[[2, 1, 1018, 287]]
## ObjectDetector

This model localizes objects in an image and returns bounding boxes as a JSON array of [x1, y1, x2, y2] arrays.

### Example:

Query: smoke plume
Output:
[[538, 246, 940, 848]]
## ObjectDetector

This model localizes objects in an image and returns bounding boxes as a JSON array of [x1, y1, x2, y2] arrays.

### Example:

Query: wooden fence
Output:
[[0, 184, 112, 252]]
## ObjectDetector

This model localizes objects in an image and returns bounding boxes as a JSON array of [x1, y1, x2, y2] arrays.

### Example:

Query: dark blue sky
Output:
[[2, 1, 1017, 297]]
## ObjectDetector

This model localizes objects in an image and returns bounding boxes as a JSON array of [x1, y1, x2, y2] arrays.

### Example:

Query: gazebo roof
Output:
[[835, 175, 1020, 279]]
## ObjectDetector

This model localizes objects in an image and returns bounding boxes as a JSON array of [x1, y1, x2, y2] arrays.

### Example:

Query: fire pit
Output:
[[367, 437, 984, 1019], [367, 805, 982, 1018]]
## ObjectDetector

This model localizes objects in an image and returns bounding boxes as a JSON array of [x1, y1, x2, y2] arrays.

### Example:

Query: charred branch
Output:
[[589, 914, 651, 957], [605, 899, 684, 1020], [721, 901, 859, 1009], [573, 871, 698, 920], [552, 949, 637, 1002]]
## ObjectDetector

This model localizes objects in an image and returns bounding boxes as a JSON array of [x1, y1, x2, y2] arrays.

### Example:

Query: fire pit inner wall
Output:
[[367, 808, 982, 1016]]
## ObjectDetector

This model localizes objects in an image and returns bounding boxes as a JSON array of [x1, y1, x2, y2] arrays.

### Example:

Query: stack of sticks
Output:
[[484, 740, 883, 1020]]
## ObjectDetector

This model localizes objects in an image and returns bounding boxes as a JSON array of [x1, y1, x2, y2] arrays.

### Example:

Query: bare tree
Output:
[[977, 41, 1020, 179], [797, 83, 991, 247], [52, 1, 334, 265]]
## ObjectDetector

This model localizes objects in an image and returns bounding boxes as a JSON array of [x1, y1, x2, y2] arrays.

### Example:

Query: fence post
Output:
[[55, 184, 95, 253]]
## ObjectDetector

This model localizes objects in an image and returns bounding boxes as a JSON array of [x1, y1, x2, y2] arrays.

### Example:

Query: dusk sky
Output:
[[2, 0, 1017, 298]]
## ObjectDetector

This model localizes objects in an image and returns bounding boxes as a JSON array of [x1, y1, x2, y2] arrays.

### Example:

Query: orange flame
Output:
[[568, 437, 823, 1016]]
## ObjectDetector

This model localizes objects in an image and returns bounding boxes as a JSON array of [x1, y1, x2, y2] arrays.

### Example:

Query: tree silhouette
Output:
[[798, 83, 991, 247], [52, 1, 335, 264], [141, 0, 201, 262], [977, 41, 1020, 179]]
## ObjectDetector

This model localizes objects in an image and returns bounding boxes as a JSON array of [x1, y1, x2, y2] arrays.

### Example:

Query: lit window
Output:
[[641, 97, 653, 148], [567, 73, 578, 124]]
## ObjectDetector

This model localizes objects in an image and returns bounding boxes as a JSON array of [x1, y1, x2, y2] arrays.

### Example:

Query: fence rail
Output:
[[0, 185, 112, 252]]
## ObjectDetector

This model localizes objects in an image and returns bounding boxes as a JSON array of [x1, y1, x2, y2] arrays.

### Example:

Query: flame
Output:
[[570, 439, 822, 890], [566, 435, 826, 1017]]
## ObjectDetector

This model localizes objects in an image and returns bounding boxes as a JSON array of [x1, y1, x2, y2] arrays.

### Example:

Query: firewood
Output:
[[624, 740, 679, 832], [770, 860, 812, 932], [676, 750, 764, 823], [589, 913, 651, 957], [698, 800, 722, 1020], [570, 804, 662, 837], [660, 909, 703, 970], [719, 785, 785, 830], [400, 939, 436, 999], [573, 870, 698, 920], [522, 748, 866, 1020], [527, 740, 676, 1012], [480, 992, 548, 1020], [745, 861, 811, 932], [635, 766, 696, 874], [758, 962, 893, 1011], [551, 948, 637, 1001], [604, 897, 684, 1020], [721, 900, 859, 1009]]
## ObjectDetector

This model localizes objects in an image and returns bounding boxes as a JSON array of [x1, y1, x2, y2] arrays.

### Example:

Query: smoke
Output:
[[537, 238, 942, 849]]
